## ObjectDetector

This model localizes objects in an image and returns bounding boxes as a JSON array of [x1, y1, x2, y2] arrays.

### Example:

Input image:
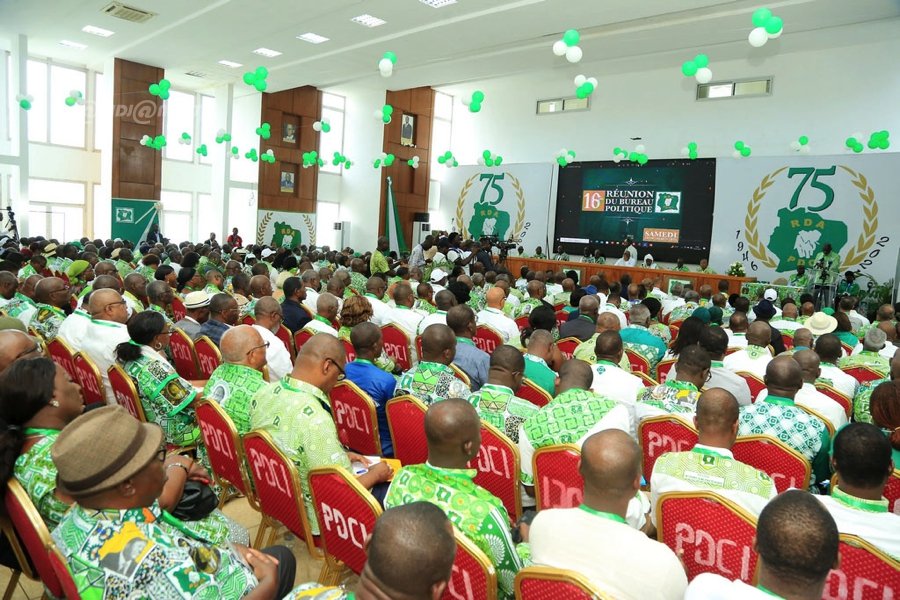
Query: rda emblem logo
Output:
[[115, 208, 134, 223]]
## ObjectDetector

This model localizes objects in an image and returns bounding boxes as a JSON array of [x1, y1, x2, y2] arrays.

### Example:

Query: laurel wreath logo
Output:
[[256, 211, 273, 245], [744, 165, 877, 270], [455, 172, 527, 240], [302, 214, 317, 245]]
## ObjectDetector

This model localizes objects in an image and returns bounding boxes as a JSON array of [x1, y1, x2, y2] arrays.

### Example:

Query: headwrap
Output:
[[691, 307, 711, 324], [67, 260, 90, 278]]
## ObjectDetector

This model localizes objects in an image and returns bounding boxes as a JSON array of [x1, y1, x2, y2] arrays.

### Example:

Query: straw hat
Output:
[[183, 290, 211, 309], [805, 311, 838, 336]]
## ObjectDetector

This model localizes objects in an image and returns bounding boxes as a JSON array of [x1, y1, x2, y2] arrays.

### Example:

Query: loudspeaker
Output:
[[413, 212, 430, 223]]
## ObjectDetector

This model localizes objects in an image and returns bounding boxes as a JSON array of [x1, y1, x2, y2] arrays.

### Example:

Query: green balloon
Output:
[[613, 147, 622, 155], [485, 157, 494, 167], [384, 105, 394, 115], [495, 156, 503, 165], [845, 137, 857, 147], [65, 96, 76, 106], [382, 115, 391, 124], [764, 16, 782, 34], [160, 90, 170, 100], [576, 88, 587, 99], [557, 156, 567, 167], [438, 156, 447, 164], [741, 147, 751, 157], [159, 79, 171, 89], [681, 61, 698, 77], [469, 102, 481, 113], [688, 142, 697, 151], [254, 81, 267, 92], [472, 91, 485, 102], [384, 51, 397, 63], [734, 141, 744, 150], [255, 66, 268, 78], [752, 8, 772, 27], [583, 82, 594, 94], [322, 123, 331, 133], [243, 72, 254, 85], [798, 135, 809, 145], [149, 83, 160, 95], [19, 99, 31, 111], [562, 29, 580, 46], [483, 150, 492, 160], [694, 54, 709, 68]]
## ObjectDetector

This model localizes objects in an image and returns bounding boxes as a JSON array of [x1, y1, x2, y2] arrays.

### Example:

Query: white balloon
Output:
[[587, 77, 598, 88], [378, 58, 393, 71], [312, 122, 322, 132], [217, 128, 226, 137], [695, 67, 713, 84], [552, 40, 567, 56], [768, 27, 783, 39], [733, 150, 742, 159], [461, 97, 471, 106], [680, 147, 689, 157], [558, 148, 568, 156], [565, 46, 583, 63], [477, 157, 486, 166], [374, 110, 383, 119], [800, 145, 811, 154], [635, 144, 646, 154], [789, 140, 801, 151], [612, 156, 622, 163], [748, 27, 768, 48], [380, 152, 388, 160], [574, 74, 586, 87]]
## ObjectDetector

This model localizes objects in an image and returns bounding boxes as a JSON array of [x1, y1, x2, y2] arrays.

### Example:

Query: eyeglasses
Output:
[[104, 301, 127, 311], [14, 342, 42, 361], [326, 357, 346, 381], [155, 446, 167, 462], [160, 329, 175, 336], [247, 341, 270, 356], [706, 370, 713, 383]]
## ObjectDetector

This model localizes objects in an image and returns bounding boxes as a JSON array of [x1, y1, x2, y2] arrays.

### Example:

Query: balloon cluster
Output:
[[256, 123, 272, 139], [681, 54, 712, 84], [552, 29, 583, 63], [868, 131, 890, 150], [261, 149, 276, 164], [242, 67, 268, 92], [313, 118, 331, 133], [612, 147, 628, 163], [215, 129, 232, 144], [407, 156, 421, 169], [378, 51, 397, 77], [373, 153, 396, 169], [64, 90, 85, 107], [374, 104, 394, 124], [245, 148, 259, 162], [196, 144, 208, 157], [573, 75, 599, 99], [789, 135, 810, 153], [148, 79, 171, 100], [556, 148, 576, 167], [845, 135, 865, 153], [733, 140, 752, 158], [680, 142, 699, 160], [302, 150, 324, 168], [15, 94, 33, 110], [231, 146, 240, 160], [748, 8, 783, 48], [178, 132, 191, 145], [140, 134, 167, 150], [630, 145, 649, 165], [332, 152, 351, 168], [437, 151, 458, 167], [478, 150, 504, 167], [461, 91, 485, 113]]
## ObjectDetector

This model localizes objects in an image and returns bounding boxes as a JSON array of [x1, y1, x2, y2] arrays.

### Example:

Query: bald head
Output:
[[0, 330, 41, 372], [557, 358, 594, 393], [596, 312, 621, 333], [316, 292, 339, 320], [782, 303, 798, 319], [793, 349, 821, 383], [792, 328, 813, 350], [581, 430, 642, 499], [393, 283, 414, 307], [729, 312, 748, 333], [578, 295, 600, 319], [434, 290, 457, 311], [220, 325, 264, 364], [93, 262, 118, 277], [485, 287, 505, 308], [489, 345, 525, 374], [421, 324, 456, 364], [293, 334, 345, 391], [424, 398, 481, 465], [765, 355, 803, 398], [526, 280, 545, 299], [748, 320, 772, 347], [34, 277, 66, 305], [92, 274, 122, 293], [526, 329, 553, 352], [695, 388, 740, 440], [350, 321, 381, 354], [249, 274, 273, 297]]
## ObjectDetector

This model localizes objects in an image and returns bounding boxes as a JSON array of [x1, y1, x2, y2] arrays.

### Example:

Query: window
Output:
[[28, 178, 85, 239], [199, 95, 216, 165], [316, 201, 340, 248], [26, 60, 48, 143], [536, 96, 590, 115], [163, 90, 196, 162], [25, 60, 88, 147], [697, 77, 772, 100], [431, 91, 453, 175], [319, 93, 346, 174], [160, 190, 192, 243]]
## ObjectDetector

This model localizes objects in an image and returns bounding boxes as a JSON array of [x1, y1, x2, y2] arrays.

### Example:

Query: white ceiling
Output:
[[2, 0, 898, 93]]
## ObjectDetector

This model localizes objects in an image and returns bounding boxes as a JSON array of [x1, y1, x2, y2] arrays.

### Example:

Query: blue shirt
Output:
[[620, 324, 667, 366], [344, 359, 397, 456], [282, 298, 312, 334], [452, 337, 490, 391], [198, 318, 230, 347]]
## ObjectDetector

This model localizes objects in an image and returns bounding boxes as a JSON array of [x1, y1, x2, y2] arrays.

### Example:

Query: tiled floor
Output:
[[0, 497, 355, 599]]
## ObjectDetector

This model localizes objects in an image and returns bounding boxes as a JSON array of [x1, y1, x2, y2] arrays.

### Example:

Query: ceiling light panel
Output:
[[297, 32, 329, 44], [419, 0, 458, 7], [351, 14, 386, 28], [253, 47, 282, 58], [82, 25, 115, 37], [59, 40, 88, 50], [218, 60, 243, 68]]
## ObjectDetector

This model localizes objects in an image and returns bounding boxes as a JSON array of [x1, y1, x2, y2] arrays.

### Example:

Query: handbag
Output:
[[171, 481, 218, 521]]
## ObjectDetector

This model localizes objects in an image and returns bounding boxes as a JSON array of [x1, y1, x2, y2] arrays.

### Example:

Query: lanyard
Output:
[[666, 380, 698, 392], [353, 359, 374, 366], [691, 446, 727, 458], [831, 486, 888, 513], [577, 504, 626, 523], [456, 337, 475, 347], [596, 360, 619, 369], [756, 585, 784, 599], [24, 427, 60, 437]]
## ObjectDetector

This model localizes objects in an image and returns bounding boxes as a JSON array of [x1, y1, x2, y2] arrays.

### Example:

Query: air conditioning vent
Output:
[[185, 71, 207, 78], [101, 2, 156, 23]]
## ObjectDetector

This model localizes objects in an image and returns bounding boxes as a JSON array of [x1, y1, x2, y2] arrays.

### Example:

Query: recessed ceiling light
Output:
[[59, 40, 88, 50], [218, 59, 243, 68], [419, 0, 458, 7], [82, 25, 115, 37], [351, 14, 386, 28], [297, 32, 330, 44], [252, 47, 282, 58]]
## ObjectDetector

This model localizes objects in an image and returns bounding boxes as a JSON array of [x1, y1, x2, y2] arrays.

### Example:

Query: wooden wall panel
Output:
[[258, 86, 321, 214], [378, 87, 435, 245], [111, 59, 163, 200]]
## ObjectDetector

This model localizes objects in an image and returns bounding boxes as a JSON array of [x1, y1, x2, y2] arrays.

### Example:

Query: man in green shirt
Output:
[[370, 236, 396, 276], [574, 313, 632, 371], [396, 324, 471, 405], [205, 325, 269, 434], [836, 270, 861, 298], [839, 328, 891, 378], [467, 346, 538, 443], [673, 258, 690, 272], [249, 335, 393, 533], [696, 258, 715, 274], [4, 274, 41, 326], [789, 265, 810, 289], [552, 245, 570, 261], [385, 399, 523, 599], [523, 329, 557, 396], [29, 277, 70, 341]]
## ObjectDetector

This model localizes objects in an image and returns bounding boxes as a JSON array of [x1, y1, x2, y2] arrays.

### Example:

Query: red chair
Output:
[[781, 332, 794, 350], [386, 395, 429, 466], [638, 415, 699, 483], [172, 296, 186, 322], [656, 490, 759, 583], [555, 336, 581, 360], [468, 421, 522, 522], [515, 566, 608, 600], [47, 542, 83, 600], [275, 324, 295, 359], [625, 349, 651, 375], [840, 341, 857, 357], [4, 479, 68, 599], [243, 430, 319, 555], [107, 364, 146, 422], [635, 372, 658, 388], [823, 535, 900, 599], [329, 381, 382, 456], [533, 444, 583, 511], [342, 339, 356, 362], [735, 371, 766, 400], [309, 466, 383, 584], [293, 328, 314, 354], [170, 328, 200, 380], [841, 365, 886, 383], [415, 335, 424, 362], [195, 400, 258, 510], [46, 337, 77, 380], [515, 378, 553, 408], [194, 335, 222, 379], [241, 314, 255, 326], [732, 435, 811, 493], [381, 324, 414, 372], [724, 346, 742, 356], [815, 383, 852, 419], [656, 358, 677, 383], [885, 468, 900, 514], [474, 325, 503, 354], [515, 315, 531, 331], [442, 529, 498, 600], [554, 310, 568, 329], [72, 352, 105, 406], [450, 364, 472, 386]]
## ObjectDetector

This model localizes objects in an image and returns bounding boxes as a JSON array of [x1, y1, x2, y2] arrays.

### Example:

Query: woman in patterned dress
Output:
[[338, 295, 398, 374], [0, 357, 247, 545]]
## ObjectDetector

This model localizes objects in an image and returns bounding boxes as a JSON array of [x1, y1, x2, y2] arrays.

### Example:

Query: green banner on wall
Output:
[[111, 198, 161, 246]]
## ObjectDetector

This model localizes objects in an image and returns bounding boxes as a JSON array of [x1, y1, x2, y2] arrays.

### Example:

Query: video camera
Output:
[[482, 235, 519, 259]]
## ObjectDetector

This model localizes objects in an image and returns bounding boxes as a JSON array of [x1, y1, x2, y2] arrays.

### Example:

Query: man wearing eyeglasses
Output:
[[251, 297, 293, 382], [199, 293, 240, 348], [29, 277, 72, 341], [250, 335, 394, 534], [635, 345, 710, 428], [82, 289, 132, 404], [0, 329, 43, 371], [204, 325, 269, 435]]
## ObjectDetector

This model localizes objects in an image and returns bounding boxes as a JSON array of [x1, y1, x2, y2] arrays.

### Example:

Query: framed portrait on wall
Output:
[[400, 113, 416, 147], [280, 166, 296, 194], [281, 114, 299, 145]]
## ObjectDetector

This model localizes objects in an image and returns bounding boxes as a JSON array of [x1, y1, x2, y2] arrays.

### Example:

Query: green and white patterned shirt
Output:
[[203, 363, 267, 435], [249, 376, 352, 534], [467, 383, 539, 443], [385, 463, 523, 599], [852, 377, 888, 424], [838, 351, 890, 378], [396, 361, 471, 406], [15, 429, 69, 528], [573, 335, 632, 371], [4, 292, 37, 322], [30, 303, 66, 340], [52, 502, 256, 600], [669, 302, 700, 323], [636, 380, 701, 422]]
